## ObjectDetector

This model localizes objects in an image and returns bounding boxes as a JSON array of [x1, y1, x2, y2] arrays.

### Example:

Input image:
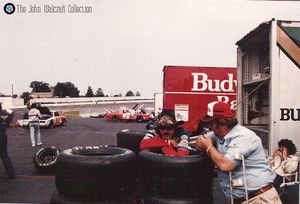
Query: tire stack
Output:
[[139, 151, 214, 204], [117, 129, 146, 154], [51, 146, 138, 203], [116, 130, 215, 204]]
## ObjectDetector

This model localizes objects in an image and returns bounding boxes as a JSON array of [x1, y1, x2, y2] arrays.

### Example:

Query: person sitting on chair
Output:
[[267, 139, 298, 189]]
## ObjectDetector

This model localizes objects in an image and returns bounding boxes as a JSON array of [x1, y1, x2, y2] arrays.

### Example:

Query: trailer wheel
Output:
[[55, 146, 137, 202], [139, 150, 214, 202], [117, 129, 146, 154], [33, 146, 60, 172]]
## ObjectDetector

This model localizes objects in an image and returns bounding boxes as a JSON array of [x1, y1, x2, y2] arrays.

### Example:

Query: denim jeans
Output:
[[0, 130, 16, 178], [29, 123, 41, 146]]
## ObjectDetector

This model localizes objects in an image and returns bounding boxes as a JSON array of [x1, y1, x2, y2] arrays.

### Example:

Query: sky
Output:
[[0, 0, 299, 97]]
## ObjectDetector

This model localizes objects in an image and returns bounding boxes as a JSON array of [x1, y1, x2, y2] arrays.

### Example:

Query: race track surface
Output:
[[1, 104, 226, 203]]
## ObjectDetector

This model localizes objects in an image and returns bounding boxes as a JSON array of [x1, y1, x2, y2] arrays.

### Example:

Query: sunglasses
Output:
[[159, 126, 175, 130]]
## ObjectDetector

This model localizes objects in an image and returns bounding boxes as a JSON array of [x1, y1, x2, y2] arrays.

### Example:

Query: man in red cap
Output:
[[195, 101, 282, 204], [140, 109, 190, 156]]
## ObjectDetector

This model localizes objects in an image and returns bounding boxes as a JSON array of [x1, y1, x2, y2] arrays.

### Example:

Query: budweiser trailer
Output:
[[236, 19, 300, 155], [162, 65, 237, 133]]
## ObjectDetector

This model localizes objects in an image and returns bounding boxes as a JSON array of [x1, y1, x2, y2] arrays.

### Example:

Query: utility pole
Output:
[[11, 84, 13, 97]]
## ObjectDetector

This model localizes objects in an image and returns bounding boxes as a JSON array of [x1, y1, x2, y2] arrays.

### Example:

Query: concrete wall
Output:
[[0, 97, 24, 109]]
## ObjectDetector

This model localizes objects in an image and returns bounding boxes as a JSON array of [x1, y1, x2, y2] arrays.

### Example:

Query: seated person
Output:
[[140, 109, 189, 156], [267, 139, 298, 188]]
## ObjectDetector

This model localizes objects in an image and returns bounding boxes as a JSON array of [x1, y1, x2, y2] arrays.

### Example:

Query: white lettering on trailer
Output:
[[164, 92, 236, 95], [216, 96, 237, 110], [217, 96, 230, 103], [191, 73, 237, 92]]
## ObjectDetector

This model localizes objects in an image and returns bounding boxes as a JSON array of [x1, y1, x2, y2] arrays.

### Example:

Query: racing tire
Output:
[[48, 120, 54, 128], [50, 191, 135, 204], [33, 146, 60, 172], [143, 197, 208, 204], [111, 115, 118, 121], [136, 116, 144, 123], [117, 129, 146, 154], [60, 120, 65, 126], [138, 150, 214, 203], [55, 146, 138, 202]]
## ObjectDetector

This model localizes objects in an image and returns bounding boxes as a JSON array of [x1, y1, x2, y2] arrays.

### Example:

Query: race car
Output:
[[105, 106, 154, 123], [18, 109, 67, 128], [90, 111, 107, 118]]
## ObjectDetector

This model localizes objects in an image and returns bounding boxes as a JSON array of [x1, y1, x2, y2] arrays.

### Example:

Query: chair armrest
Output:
[[281, 172, 298, 177]]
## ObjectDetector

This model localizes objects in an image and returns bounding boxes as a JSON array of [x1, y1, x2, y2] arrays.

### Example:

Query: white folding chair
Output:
[[229, 153, 249, 204], [279, 171, 299, 188], [278, 162, 299, 203], [280, 160, 299, 188]]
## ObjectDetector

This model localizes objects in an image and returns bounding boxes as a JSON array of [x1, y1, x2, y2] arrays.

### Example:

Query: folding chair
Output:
[[279, 161, 299, 188], [229, 153, 249, 204]]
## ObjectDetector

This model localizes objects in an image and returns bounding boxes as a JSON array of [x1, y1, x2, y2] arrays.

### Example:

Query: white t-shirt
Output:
[[28, 108, 42, 122]]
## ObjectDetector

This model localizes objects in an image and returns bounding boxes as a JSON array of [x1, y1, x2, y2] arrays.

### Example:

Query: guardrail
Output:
[[30, 96, 154, 106]]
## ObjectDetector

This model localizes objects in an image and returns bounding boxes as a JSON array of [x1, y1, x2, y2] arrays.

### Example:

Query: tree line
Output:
[[17, 81, 141, 104]]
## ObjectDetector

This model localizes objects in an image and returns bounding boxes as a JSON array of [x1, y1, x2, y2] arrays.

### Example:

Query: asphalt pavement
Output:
[[1, 105, 295, 204]]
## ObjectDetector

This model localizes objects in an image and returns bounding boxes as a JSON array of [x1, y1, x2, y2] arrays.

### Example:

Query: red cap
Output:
[[202, 101, 235, 122]]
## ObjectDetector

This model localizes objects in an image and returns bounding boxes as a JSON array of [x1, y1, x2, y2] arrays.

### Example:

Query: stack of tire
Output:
[[51, 146, 138, 203], [117, 129, 214, 204]]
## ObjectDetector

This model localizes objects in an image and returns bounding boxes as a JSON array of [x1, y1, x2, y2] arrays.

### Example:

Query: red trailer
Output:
[[162, 66, 237, 132]]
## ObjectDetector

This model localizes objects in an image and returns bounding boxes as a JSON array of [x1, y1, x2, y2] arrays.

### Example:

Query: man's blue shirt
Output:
[[209, 124, 275, 199]]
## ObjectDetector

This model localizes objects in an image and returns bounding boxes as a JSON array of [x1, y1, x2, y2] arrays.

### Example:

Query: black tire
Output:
[[51, 191, 78, 204], [136, 116, 144, 123], [55, 146, 137, 202], [117, 129, 146, 154], [144, 197, 207, 204], [33, 146, 60, 172], [61, 119, 65, 126], [50, 191, 134, 204], [138, 150, 214, 202], [111, 115, 118, 121], [48, 120, 54, 128]]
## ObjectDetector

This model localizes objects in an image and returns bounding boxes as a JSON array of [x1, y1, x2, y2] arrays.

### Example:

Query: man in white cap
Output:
[[195, 101, 281, 204]]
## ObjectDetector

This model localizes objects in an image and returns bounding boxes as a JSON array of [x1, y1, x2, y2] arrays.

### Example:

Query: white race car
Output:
[[18, 110, 66, 128]]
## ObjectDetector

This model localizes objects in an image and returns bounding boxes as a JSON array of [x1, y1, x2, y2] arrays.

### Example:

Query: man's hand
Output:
[[195, 135, 213, 152], [169, 139, 178, 148]]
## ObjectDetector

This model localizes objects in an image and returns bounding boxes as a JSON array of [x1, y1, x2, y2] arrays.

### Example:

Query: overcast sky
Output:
[[0, 0, 299, 97]]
